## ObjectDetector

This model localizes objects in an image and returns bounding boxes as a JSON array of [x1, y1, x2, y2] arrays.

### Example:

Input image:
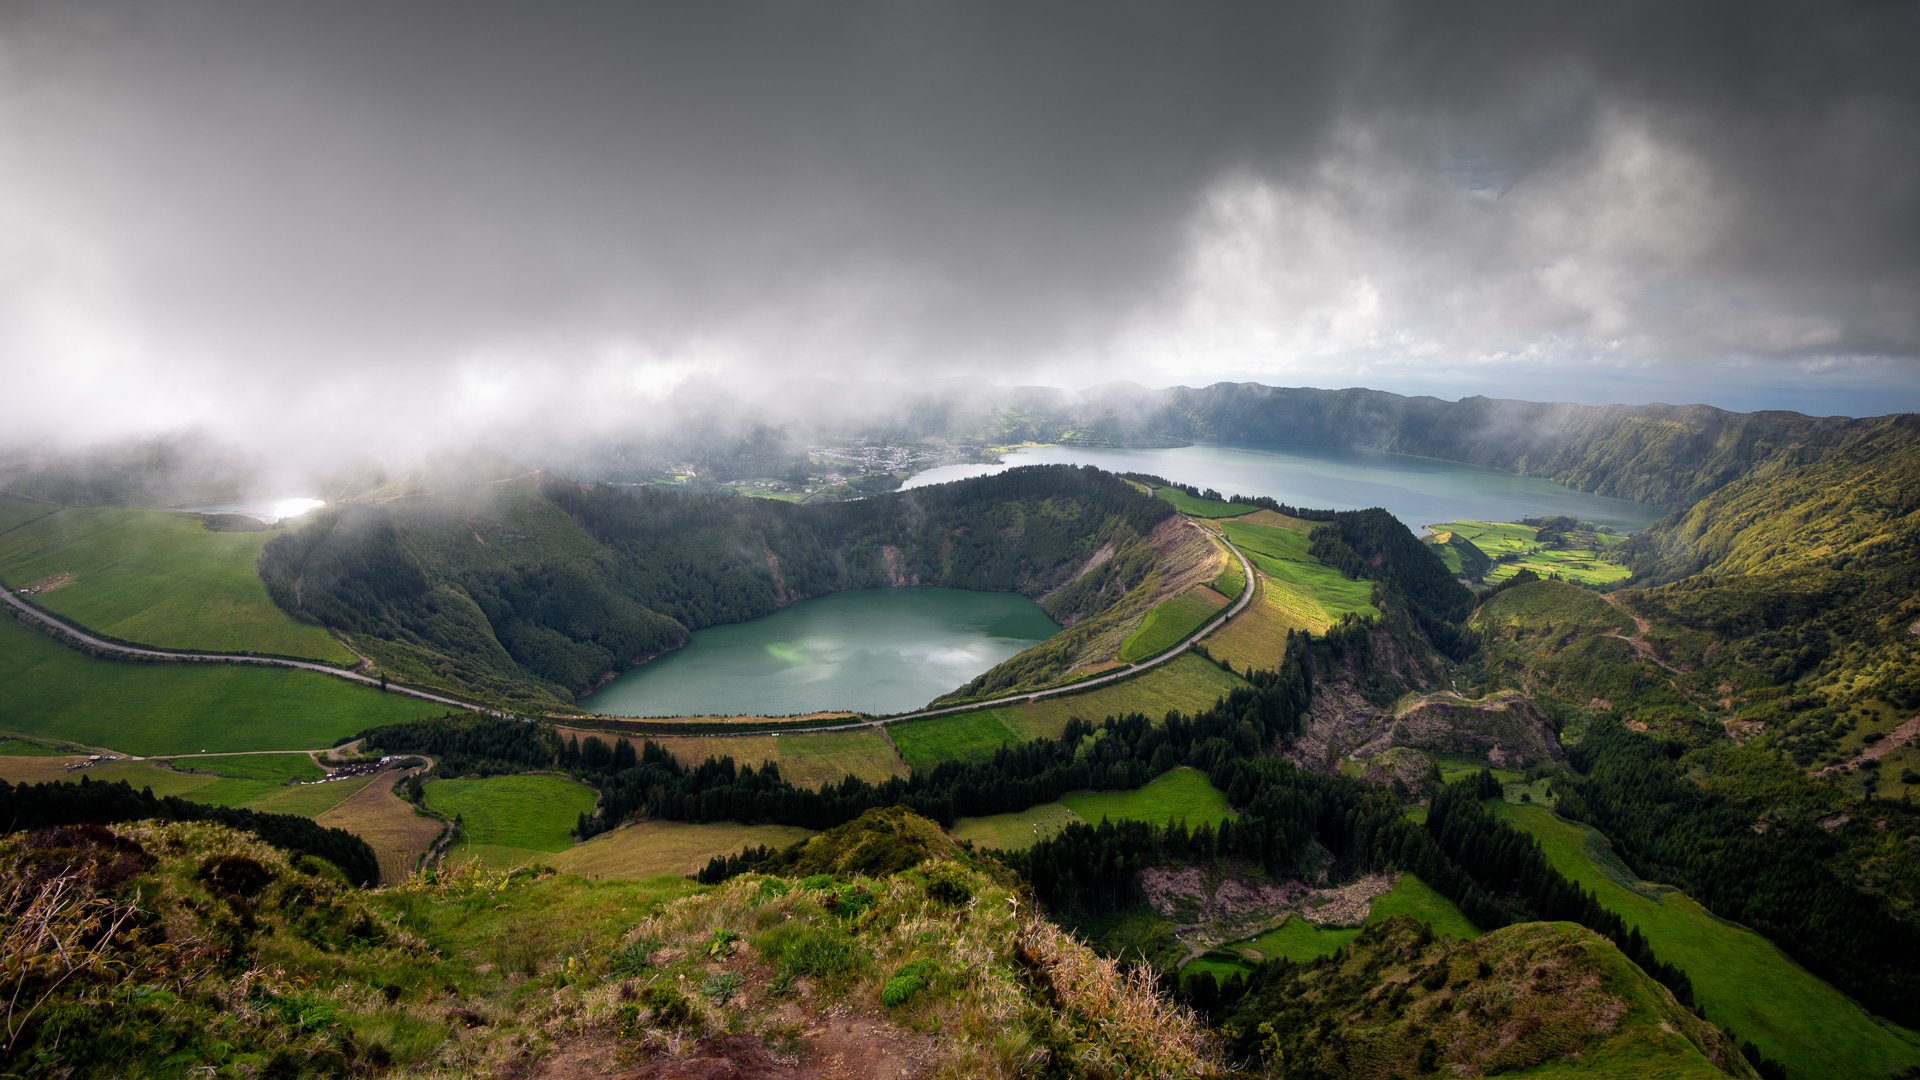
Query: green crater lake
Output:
[[905, 444, 1664, 532], [583, 587, 1059, 718]]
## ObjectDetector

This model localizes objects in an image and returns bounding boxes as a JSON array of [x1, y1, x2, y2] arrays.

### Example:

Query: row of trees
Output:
[[0, 776, 381, 886]]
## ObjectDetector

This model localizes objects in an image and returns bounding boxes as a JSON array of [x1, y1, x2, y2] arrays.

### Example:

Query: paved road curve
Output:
[[1, 517, 1255, 742], [0, 586, 494, 716]]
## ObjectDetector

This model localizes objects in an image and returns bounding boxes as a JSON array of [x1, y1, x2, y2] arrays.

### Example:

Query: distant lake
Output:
[[584, 587, 1059, 718], [177, 497, 326, 524], [904, 444, 1663, 532]]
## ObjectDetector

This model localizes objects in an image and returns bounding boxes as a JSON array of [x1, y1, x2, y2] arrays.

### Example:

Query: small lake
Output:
[[904, 444, 1662, 532], [584, 587, 1059, 718]]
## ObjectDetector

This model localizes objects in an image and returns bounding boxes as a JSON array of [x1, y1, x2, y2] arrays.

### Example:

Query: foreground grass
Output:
[[1221, 519, 1378, 622], [1118, 587, 1228, 663], [422, 774, 599, 869], [546, 819, 817, 879], [1501, 802, 1920, 1079], [951, 767, 1234, 851], [889, 654, 1249, 772], [0, 614, 450, 754], [0, 501, 353, 662]]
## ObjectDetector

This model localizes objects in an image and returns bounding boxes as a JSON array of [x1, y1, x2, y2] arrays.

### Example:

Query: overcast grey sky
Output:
[[2, 0, 1916, 460]]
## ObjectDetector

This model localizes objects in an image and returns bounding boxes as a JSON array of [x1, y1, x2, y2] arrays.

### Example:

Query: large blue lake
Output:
[[903, 443, 1663, 532]]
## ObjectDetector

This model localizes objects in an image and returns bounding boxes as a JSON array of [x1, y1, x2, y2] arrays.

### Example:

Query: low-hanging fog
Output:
[[2, 0, 1917, 483]]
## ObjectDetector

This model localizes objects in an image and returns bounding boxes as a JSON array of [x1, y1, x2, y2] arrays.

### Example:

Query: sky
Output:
[[2, 0, 1917, 464]]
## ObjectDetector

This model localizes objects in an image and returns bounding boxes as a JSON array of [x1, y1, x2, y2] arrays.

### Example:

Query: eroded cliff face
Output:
[[1288, 626, 1559, 778]]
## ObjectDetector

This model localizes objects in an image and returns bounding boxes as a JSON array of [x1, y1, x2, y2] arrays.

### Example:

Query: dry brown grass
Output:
[[1238, 508, 1316, 532], [314, 768, 444, 883], [560, 726, 907, 789], [543, 819, 815, 880], [1207, 573, 1331, 673]]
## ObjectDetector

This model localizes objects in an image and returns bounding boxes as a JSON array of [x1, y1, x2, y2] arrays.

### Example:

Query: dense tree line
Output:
[[360, 633, 1320, 836], [262, 465, 1174, 704], [0, 777, 381, 886], [1564, 718, 1920, 1027], [1308, 508, 1475, 658]]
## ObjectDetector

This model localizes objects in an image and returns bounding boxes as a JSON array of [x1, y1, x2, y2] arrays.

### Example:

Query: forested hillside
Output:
[[260, 466, 1182, 708]]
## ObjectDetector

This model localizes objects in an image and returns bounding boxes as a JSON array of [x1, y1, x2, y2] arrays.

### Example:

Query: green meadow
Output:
[[950, 767, 1234, 851], [0, 501, 354, 662], [0, 614, 448, 755], [1221, 519, 1379, 622], [1117, 588, 1227, 662], [1431, 519, 1631, 586], [1500, 802, 1920, 1079], [889, 654, 1248, 772], [422, 774, 600, 870], [1153, 487, 1254, 518]]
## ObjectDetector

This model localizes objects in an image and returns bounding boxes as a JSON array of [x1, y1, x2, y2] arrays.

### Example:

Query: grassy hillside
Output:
[[890, 653, 1249, 772], [1220, 916, 1756, 1078], [545, 819, 816, 879], [1501, 803, 1920, 1079], [951, 766, 1235, 849], [1430, 518, 1628, 585], [1117, 586, 1227, 662], [0, 500, 353, 662], [617, 727, 908, 788], [1222, 518, 1379, 622], [1184, 873, 1479, 978], [0, 614, 450, 754]]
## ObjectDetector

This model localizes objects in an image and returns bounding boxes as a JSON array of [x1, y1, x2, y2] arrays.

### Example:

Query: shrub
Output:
[[881, 958, 938, 1008]]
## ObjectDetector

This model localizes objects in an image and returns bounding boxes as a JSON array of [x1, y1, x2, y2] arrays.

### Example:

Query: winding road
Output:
[[1, 518, 1257, 743]]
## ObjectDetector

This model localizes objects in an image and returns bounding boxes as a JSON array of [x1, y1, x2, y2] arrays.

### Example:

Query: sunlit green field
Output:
[[1221, 519, 1378, 622], [889, 654, 1249, 772], [1117, 587, 1227, 662], [950, 767, 1234, 850], [0, 499, 353, 662], [1153, 487, 1254, 518], [1432, 519, 1631, 586]]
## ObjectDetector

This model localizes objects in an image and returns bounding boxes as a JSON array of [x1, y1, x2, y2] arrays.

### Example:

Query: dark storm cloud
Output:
[[1, 0, 1915, 464]]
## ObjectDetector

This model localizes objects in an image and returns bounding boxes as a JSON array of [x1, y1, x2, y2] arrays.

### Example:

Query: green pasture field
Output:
[[147, 752, 324, 806], [1185, 873, 1478, 980], [1060, 766, 1235, 828], [0, 502, 354, 662], [0, 614, 451, 755], [1153, 487, 1254, 518], [1221, 520, 1378, 622], [0, 735, 83, 756], [890, 654, 1249, 772], [0, 496, 60, 535], [546, 819, 816, 880], [949, 802, 1083, 851], [1500, 802, 1920, 1079], [1432, 519, 1631, 586], [949, 767, 1233, 851], [1118, 587, 1228, 662], [422, 774, 600, 870], [1209, 538, 1247, 600], [0, 751, 373, 821]]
